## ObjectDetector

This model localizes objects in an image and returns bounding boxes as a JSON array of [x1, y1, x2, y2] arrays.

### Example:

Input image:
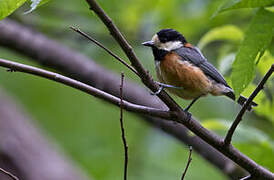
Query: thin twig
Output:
[[181, 146, 192, 180], [120, 72, 128, 180], [70, 26, 139, 76], [224, 64, 274, 145], [0, 167, 19, 180], [0, 58, 170, 119]]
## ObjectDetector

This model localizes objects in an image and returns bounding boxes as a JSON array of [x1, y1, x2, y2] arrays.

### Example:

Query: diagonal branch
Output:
[[70, 26, 139, 76], [0, 58, 170, 119], [224, 64, 274, 145], [181, 146, 192, 180]]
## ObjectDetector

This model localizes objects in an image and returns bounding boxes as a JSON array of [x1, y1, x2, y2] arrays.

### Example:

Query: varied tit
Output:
[[142, 29, 257, 112]]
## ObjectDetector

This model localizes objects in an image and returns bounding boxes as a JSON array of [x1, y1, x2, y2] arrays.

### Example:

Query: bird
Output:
[[142, 28, 257, 112]]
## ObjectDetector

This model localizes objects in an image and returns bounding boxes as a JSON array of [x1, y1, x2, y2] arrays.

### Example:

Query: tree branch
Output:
[[224, 64, 274, 145], [119, 73, 128, 180], [83, 0, 274, 178], [181, 146, 192, 180], [0, 58, 170, 119], [70, 26, 139, 76]]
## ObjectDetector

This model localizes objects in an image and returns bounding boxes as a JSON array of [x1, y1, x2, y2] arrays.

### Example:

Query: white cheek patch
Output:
[[152, 35, 160, 46], [158, 41, 183, 51]]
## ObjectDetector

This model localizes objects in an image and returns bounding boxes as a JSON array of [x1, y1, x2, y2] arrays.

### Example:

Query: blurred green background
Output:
[[0, 0, 273, 179]]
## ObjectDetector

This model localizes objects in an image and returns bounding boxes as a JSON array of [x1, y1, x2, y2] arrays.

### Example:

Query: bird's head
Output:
[[142, 29, 187, 51]]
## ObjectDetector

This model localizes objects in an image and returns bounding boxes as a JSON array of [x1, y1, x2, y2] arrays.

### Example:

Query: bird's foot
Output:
[[150, 82, 183, 95], [156, 82, 183, 89], [150, 85, 164, 95]]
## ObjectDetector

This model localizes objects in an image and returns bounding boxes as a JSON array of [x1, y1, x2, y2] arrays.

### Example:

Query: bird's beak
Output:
[[142, 40, 154, 47]]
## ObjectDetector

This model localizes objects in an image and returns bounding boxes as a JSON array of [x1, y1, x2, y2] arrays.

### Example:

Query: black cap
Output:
[[157, 29, 187, 44]]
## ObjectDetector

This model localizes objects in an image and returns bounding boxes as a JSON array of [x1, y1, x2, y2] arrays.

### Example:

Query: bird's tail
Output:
[[225, 91, 258, 111]]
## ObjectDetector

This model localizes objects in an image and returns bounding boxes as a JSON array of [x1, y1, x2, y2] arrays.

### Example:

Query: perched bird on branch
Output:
[[142, 29, 257, 112]]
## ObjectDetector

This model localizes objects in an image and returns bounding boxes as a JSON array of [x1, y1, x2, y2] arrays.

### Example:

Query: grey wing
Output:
[[174, 47, 231, 88]]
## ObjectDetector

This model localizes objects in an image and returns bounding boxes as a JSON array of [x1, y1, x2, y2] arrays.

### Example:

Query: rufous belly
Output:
[[156, 52, 212, 100]]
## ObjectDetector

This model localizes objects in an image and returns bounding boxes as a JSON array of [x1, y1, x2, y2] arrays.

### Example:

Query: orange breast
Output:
[[157, 52, 212, 99]]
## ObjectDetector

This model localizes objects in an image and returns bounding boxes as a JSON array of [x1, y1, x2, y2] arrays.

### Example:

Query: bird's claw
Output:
[[150, 82, 183, 95], [150, 86, 164, 95], [156, 82, 183, 89]]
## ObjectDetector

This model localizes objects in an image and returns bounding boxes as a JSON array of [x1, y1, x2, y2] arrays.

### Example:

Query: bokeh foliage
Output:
[[0, 0, 273, 180]]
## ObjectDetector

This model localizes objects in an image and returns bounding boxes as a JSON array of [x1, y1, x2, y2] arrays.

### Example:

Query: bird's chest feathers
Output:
[[156, 52, 211, 97]]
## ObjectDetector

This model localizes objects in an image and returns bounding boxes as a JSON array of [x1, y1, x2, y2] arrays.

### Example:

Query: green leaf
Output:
[[197, 25, 243, 50], [0, 0, 27, 20], [25, 0, 50, 14], [231, 8, 274, 99], [214, 0, 274, 16]]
